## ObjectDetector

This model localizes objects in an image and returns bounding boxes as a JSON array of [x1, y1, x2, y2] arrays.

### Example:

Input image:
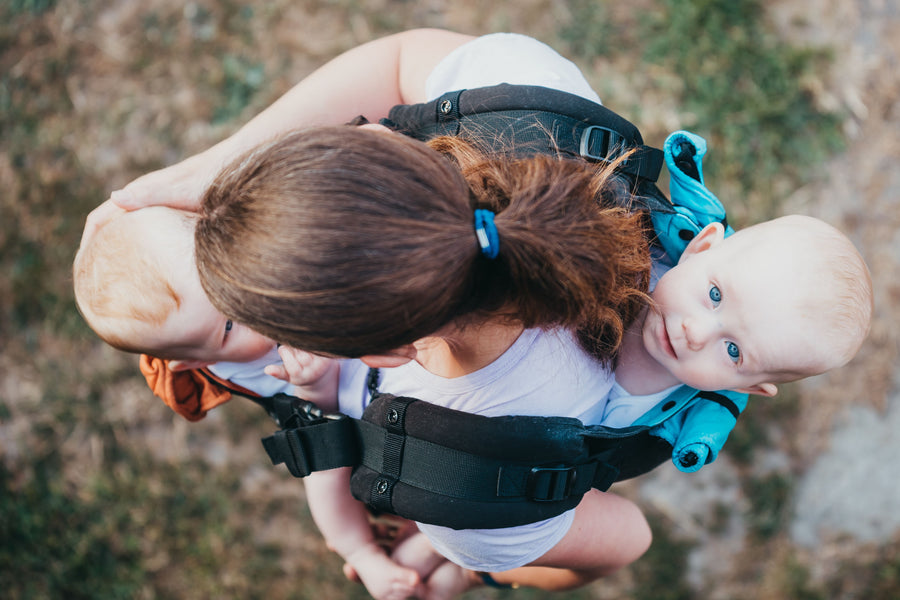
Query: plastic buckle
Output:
[[271, 393, 346, 429], [579, 125, 628, 162], [527, 466, 577, 502]]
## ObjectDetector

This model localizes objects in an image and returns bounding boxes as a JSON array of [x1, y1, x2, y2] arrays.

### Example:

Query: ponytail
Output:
[[430, 136, 651, 362]]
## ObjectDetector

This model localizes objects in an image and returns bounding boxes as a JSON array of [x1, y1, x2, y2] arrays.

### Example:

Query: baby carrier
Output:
[[259, 84, 748, 530]]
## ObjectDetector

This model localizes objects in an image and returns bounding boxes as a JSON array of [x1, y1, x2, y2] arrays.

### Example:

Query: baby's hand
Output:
[[266, 346, 339, 407]]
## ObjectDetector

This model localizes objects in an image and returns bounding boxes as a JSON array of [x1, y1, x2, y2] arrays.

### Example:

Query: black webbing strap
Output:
[[365, 396, 414, 513], [696, 391, 741, 420], [261, 394, 360, 477]]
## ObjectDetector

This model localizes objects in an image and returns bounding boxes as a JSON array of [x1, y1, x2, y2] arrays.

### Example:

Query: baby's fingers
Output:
[[264, 363, 290, 382]]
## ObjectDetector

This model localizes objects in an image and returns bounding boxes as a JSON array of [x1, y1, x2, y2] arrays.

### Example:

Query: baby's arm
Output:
[[267, 347, 425, 599], [305, 469, 424, 600], [111, 29, 474, 212]]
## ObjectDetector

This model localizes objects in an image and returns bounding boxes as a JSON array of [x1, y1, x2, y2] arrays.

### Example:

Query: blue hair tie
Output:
[[473, 209, 499, 259]]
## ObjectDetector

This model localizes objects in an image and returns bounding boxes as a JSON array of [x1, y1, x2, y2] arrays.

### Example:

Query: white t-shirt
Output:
[[208, 347, 292, 397], [600, 380, 680, 427], [338, 328, 614, 572]]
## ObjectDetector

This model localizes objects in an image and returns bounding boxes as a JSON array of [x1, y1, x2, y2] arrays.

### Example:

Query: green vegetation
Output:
[[214, 54, 266, 124], [5, 0, 57, 16], [558, 0, 614, 60], [745, 472, 793, 541], [640, 0, 843, 221]]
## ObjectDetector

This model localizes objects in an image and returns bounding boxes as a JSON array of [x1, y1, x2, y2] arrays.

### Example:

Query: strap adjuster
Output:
[[579, 125, 628, 161], [579, 125, 664, 182], [527, 466, 577, 502]]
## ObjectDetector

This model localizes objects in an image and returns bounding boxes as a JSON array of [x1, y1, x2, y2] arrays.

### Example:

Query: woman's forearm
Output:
[[112, 28, 473, 211]]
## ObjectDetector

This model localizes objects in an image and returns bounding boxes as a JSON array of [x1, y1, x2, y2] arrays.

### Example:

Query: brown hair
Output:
[[196, 126, 650, 360]]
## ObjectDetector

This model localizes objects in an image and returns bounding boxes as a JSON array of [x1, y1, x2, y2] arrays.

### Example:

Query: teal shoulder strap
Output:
[[651, 130, 736, 261], [633, 386, 749, 473]]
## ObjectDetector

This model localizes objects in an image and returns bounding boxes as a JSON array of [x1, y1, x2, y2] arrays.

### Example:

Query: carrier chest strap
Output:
[[356, 410, 617, 509]]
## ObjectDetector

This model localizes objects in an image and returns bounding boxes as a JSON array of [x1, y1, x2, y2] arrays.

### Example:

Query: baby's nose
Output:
[[682, 316, 711, 350]]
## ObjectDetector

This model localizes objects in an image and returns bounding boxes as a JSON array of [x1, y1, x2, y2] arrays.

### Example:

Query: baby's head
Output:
[[74, 205, 274, 370], [645, 214, 872, 396]]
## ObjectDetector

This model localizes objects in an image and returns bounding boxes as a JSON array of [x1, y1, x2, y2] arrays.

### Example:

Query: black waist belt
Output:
[[262, 392, 675, 530]]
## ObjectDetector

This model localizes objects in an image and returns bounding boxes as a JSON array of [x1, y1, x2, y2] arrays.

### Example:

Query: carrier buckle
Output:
[[527, 466, 577, 502], [579, 125, 628, 162], [270, 393, 346, 429]]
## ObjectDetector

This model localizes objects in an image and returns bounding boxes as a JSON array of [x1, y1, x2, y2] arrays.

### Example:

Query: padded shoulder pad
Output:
[[350, 394, 601, 530], [384, 84, 666, 188]]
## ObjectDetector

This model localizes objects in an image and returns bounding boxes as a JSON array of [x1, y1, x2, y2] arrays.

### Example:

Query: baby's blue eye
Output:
[[709, 285, 722, 304], [726, 341, 740, 363]]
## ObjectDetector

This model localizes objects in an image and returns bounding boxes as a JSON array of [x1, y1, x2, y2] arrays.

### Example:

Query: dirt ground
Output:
[[2, 0, 899, 598]]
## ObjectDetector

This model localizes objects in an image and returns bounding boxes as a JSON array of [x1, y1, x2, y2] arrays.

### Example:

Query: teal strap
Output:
[[650, 130, 734, 261]]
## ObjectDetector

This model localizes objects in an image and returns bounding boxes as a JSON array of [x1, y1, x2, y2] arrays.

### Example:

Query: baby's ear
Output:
[[734, 382, 778, 397], [679, 222, 726, 262], [168, 359, 213, 372], [360, 344, 417, 368]]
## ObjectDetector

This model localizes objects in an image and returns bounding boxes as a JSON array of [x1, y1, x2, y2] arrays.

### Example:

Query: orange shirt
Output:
[[139, 354, 261, 421]]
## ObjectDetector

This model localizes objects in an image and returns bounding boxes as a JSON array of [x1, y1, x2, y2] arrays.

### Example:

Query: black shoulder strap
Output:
[[384, 83, 665, 186], [260, 394, 360, 477]]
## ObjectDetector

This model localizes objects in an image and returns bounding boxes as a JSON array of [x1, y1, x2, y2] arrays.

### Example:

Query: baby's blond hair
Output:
[[796, 217, 873, 370], [73, 207, 195, 354], [744, 215, 873, 377]]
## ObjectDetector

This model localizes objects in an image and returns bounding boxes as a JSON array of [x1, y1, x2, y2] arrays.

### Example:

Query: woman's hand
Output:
[[110, 144, 227, 212]]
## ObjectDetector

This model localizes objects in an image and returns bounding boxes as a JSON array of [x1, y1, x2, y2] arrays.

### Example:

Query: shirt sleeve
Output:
[[425, 32, 602, 104]]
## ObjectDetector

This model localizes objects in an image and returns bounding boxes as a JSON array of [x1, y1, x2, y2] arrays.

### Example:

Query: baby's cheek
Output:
[[678, 361, 722, 391], [241, 332, 278, 361]]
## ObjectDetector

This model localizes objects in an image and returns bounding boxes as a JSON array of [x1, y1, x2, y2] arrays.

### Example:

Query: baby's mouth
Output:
[[660, 320, 677, 359]]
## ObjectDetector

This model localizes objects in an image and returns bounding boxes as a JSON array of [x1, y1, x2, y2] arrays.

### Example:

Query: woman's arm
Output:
[[111, 28, 474, 211]]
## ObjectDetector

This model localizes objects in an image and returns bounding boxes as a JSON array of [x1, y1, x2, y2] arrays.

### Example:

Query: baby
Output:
[[75, 201, 432, 599], [73, 203, 290, 420], [606, 214, 873, 422]]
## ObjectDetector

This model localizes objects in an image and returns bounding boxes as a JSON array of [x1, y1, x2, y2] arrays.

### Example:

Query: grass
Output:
[[630, 511, 695, 600], [639, 0, 843, 223]]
